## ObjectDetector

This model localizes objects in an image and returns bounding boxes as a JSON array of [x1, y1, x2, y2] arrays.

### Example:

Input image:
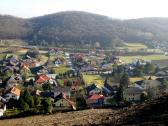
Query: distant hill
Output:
[[1, 11, 168, 47], [0, 15, 32, 39]]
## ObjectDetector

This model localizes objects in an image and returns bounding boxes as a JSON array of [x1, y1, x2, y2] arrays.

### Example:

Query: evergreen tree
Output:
[[42, 82, 52, 91], [120, 72, 130, 89], [42, 98, 53, 114]]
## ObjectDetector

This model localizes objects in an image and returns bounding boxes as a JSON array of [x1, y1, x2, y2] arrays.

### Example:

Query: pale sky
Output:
[[0, 0, 168, 19]]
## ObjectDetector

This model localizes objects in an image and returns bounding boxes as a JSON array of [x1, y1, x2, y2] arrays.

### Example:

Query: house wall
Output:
[[123, 93, 141, 101], [89, 88, 101, 95], [5, 93, 20, 101], [55, 99, 71, 108]]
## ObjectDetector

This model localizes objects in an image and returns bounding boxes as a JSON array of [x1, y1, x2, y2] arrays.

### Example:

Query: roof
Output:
[[86, 84, 97, 93], [36, 75, 51, 84], [124, 87, 143, 95], [89, 94, 105, 100], [10, 87, 21, 96], [143, 80, 161, 88], [55, 92, 76, 110], [21, 65, 31, 72], [22, 59, 37, 68]]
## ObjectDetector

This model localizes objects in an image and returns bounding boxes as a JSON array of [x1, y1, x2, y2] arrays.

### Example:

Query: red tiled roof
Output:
[[36, 75, 51, 84], [89, 94, 104, 100]]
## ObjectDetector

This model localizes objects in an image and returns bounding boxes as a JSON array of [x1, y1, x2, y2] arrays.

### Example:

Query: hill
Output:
[[0, 15, 32, 39], [1, 11, 168, 47], [0, 94, 167, 126]]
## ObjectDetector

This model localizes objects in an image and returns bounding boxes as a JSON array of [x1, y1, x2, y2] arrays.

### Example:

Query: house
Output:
[[137, 79, 162, 99], [86, 84, 102, 96], [103, 83, 119, 96], [55, 93, 76, 110], [20, 65, 31, 73], [6, 74, 23, 87], [22, 59, 39, 68], [156, 71, 167, 76], [53, 86, 71, 98], [9, 57, 19, 66], [87, 94, 105, 107], [55, 57, 67, 66], [46, 74, 57, 86], [139, 80, 162, 90], [4, 87, 21, 101], [35, 74, 51, 85], [123, 86, 144, 102]]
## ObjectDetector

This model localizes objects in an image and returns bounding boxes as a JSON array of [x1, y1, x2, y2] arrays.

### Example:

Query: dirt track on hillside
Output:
[[0, 109, 116, 126]]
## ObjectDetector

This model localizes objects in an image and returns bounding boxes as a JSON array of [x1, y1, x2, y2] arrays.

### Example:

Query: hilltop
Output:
[[1, 11, 168, 47]]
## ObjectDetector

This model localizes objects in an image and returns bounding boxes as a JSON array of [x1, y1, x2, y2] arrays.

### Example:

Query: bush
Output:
[[42, 98, 53, 114], [76, 97, 87, 108], [23, 102, 29, 111]]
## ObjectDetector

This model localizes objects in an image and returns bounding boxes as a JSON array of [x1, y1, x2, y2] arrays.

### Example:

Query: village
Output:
[[0, 45, 168, 118]]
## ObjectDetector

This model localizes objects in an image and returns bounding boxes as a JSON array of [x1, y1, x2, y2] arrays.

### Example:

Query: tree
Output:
[[140, 93, 148, 102], [134, 68, 144, 77], [34, 96, 41, 107], [160, 78, 168, 92], [76, 97, 87, 108], [114, 86, 123, 102], [144, 62, 155, 74], [42, 82, 52, 91], [120, 72, 130, 89], [26, 48, 39, 58], [117, 72, 130, 102], [22, 102, 30, 111], [106, 98, 117, 105], [20, 89, 35, 108], [19, 98, 29, 111], [8, 98, 18, 108], [42, 98, 53, 114]]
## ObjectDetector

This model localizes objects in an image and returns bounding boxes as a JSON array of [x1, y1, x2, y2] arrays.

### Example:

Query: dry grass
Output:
[[0, 109, 114, 126]]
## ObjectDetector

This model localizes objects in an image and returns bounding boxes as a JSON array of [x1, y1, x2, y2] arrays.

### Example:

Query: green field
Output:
[[116, 42, 148, 51], [120, 54, 168, 63], [52, 65, 71, 74], [82, 74, 104, 87]]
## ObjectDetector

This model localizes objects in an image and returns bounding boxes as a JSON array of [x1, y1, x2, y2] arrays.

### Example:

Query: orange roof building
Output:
[[36, 75, 51, 84], [10, 87, 21, 96]]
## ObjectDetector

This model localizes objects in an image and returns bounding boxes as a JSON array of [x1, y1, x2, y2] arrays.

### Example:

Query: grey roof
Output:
[[143, 80, 161, 87]]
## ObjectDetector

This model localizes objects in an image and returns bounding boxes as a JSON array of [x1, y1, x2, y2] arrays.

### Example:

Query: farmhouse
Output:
[[123, 86, 144, 102], [87, 94, 105, 107], [55, 93, 76, 110]]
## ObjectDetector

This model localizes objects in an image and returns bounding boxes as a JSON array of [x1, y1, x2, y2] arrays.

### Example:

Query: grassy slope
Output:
[[120, 55, 168, 63], [0, 95, 167, 126], [82, 74, 104, 87]]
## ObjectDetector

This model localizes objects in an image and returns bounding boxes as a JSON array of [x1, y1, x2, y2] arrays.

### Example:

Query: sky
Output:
[[0, 0, 168, 19]]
